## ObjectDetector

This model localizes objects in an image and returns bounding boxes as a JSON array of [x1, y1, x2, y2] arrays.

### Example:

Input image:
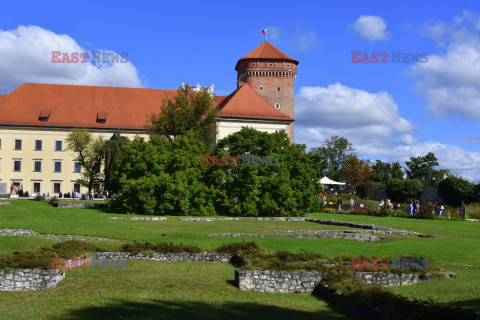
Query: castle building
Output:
[[0, 42, 297, 196]]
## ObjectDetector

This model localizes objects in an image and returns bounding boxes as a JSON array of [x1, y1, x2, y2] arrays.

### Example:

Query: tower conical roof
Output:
[[235, 42, 298, 70]]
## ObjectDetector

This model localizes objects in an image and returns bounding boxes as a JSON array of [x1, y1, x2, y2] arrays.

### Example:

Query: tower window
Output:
[[259, 86, 263, 91], [275, 104, 280, 109], [277, 87, 280, 92]]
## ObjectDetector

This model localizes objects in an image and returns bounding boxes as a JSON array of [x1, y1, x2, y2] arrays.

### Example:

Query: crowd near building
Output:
[[0, 42, 298, 197]]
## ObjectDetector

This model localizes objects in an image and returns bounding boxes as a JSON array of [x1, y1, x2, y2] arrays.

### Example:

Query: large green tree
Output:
[[438, 176, 476, 207], [66, 128, 105, 193], [205, 127, 325, 217], [103, 131, 129, 193], [148, 84, 219, 146], [372, 160, 404, 187], [310, 135, 354, 182], [405, 153, 448, 186]]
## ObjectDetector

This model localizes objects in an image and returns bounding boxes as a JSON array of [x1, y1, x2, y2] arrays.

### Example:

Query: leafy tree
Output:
[[111, 132, 215, 215], [342, 155, 374, 188], [148, 84, 219, 146], [205, 127, 325, 216], [66, 128, 105, 193], [386, 179, 424, 203], [310, 135, 354, 181], [103, 131, 129, 193], [438, 176, 475, 207], [356, 181, 380, 199], [372, 160, 404, 187], [405, 153, 448, 186]]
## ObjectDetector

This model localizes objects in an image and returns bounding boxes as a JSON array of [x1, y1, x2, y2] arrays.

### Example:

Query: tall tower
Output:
[[235, 42, 299, 140]]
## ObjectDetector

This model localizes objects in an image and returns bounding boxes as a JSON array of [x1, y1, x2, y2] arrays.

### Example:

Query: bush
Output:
[[386, 179, 423, 203], [215, 241, 260, 254], [355, 181, 379, 199], [416, 202, 435, 219], [34, 195, 45, 201], [438, 176, 475, 207], [0, 240, 104, 270], [121, 241, 202, 254], [48, 196, 59, 205]]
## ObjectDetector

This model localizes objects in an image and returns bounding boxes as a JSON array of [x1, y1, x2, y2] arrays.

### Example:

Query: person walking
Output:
[[349, 197, 355, 210], [337, 197, 343, 211], [408, 202, 414, 217]]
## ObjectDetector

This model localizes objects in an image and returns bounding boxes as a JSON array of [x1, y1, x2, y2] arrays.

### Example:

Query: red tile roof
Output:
[[237, 42, 298, 65], [0, 83, 291, 129], [218, 83, 293, 121]]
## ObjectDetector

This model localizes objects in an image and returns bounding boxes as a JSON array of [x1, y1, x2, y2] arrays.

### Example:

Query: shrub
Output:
[[121, 241, 202, 254], [48, 196, 59, 205], [416, 202, 435, 219], [386, 179, 424, 203], [215, 241, 260, 254], [52, 240, 103, 259], [438, 176, 475, 207], [355, 181, 379, 199], [34, 195, 45, 201]]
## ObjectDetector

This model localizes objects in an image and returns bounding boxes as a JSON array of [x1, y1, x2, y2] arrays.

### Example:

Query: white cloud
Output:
[[410, 12, 480, 120], [351, 15, 389, 42], [294, 83, 480, 181], [0, 25, 143, 93]]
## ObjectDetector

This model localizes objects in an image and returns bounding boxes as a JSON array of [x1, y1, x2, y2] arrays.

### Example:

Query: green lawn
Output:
[[0, 200, 479, 318]]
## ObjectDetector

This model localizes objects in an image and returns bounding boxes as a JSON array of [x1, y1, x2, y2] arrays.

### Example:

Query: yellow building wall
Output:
[[0, 127, 146, 196]]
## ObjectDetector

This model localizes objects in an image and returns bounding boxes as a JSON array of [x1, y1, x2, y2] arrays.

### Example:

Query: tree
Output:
[[438, 176, 475, 207], [66, 128, 105, 193], [405, 153, 448, 186], [103, 131, 129, 193], [385, 179, 424, 203], [310, 136, 354, 181], [148, 84, 219, 146], [342, 155, 374, 188], [205, 127, 326, 216], [372, 160, 404, 187]]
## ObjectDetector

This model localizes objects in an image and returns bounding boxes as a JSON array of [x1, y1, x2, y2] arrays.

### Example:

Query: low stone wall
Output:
[[179, 217, 421, 236], [53, 202, 107, 208], [109, 217, 167, 221], [0, 228, 124, 243], [235, 269, 456, 293], [0, 201, 9, 205], [208, 231, 383, 241], [93, 252, 233, 263], [0, 269, 64, 291]]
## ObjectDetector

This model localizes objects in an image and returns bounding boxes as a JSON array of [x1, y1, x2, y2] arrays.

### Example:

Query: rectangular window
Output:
[[259, 86, 263, 91], [74, 162, 81, 173], [53, 183, 61, 194], [55, 141, 62, 151], [14, 160, 21, 171], [33, 183, 41, 193], [277, 87, 280, 91], [73, 183, 80, 193], [15, 140, 22, 150], [54, 161, 62, 172], [35, 140, 42, 151], [0, 139, 2, 149], [34, 161, 42, 172]]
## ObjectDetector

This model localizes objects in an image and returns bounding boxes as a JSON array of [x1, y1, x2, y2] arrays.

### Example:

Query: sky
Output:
[[1, 0, 480, 181]]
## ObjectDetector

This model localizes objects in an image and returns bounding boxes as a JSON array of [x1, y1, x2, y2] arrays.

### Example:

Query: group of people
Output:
[[35, 190, 113, 200], [377, 199, 402, 210], [408, 200, 444, 217]]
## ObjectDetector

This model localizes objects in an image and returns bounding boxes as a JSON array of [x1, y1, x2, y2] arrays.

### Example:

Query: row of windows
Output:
[[10, 160, 81, 173], [259, 86, 281, 92], [28, 182, 81, 194], [1, 139, 63, 151]]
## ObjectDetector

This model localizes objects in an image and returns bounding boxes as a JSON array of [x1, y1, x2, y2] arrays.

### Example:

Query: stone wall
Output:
[[208, 231, 383, 241], [53, 202, 107, 208], [109, 217, 166, 221], [0, 269, 64, 291], [93, 252, 233, 263], [235, 269, 456, 293], [0, 201, 9, 205]]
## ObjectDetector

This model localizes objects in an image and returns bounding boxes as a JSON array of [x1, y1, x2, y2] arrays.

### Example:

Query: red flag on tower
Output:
[[262, 28, 267, 41]]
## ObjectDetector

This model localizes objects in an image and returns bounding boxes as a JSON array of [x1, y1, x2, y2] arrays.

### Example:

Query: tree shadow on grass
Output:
[[50, 299, 349, 320]]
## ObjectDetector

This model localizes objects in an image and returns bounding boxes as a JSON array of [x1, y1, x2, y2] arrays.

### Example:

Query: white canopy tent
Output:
[[319, 176, 346, 186]]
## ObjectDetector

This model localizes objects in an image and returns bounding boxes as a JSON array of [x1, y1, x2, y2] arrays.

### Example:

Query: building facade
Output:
[[0, 42, 297, 196]]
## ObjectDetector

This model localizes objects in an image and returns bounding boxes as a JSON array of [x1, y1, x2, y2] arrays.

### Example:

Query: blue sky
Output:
[[1, 0, 480, 181]]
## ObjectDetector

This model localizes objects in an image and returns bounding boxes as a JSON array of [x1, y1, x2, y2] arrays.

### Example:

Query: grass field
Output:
[[0, 200, 479, 319]]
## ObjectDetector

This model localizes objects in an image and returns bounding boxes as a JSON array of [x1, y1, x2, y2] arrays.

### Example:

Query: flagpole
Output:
[[265, 28, 267, 42]]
